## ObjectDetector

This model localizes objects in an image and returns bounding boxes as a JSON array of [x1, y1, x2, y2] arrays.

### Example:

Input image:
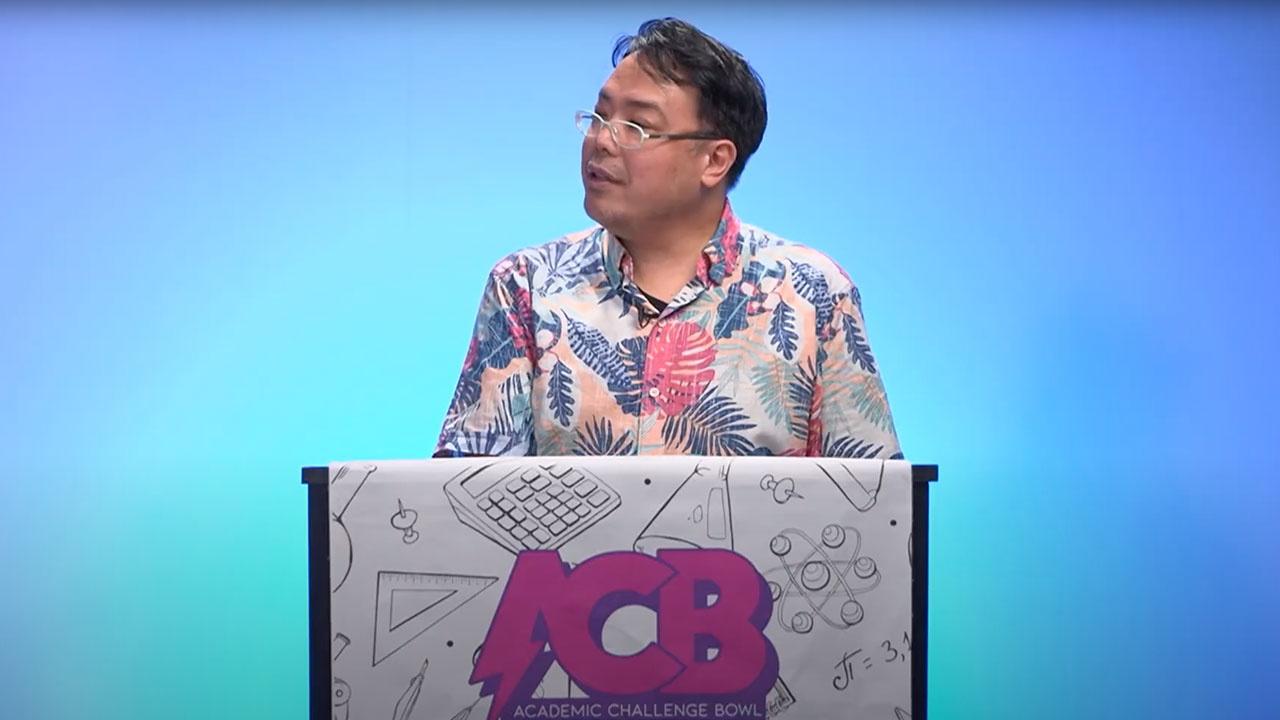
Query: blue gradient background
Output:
[[2, 4, 1277, 719]]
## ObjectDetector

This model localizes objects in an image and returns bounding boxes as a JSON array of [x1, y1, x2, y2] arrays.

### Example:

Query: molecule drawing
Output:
[[765, 524, 881, 633]]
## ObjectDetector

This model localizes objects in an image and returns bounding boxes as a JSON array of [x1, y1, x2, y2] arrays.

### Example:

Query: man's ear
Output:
[[700, 139, 738, 189]]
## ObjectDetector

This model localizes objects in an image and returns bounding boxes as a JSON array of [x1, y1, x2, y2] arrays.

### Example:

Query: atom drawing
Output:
[[765, 524, 881, 633]]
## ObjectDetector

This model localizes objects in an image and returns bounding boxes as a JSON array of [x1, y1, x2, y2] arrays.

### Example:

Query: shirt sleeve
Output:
[[434, 258, 537, 457], [808, 282, 903, 459]]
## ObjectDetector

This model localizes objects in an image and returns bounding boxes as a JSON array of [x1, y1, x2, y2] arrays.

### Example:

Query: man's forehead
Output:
[[598, 62, 696, 117]]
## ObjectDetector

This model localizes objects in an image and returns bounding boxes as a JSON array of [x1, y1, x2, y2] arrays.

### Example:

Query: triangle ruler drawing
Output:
[[373, 571, 498, 666]]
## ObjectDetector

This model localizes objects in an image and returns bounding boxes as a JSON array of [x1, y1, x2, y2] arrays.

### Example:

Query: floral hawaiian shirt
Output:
[[434, 201, 902, 459]]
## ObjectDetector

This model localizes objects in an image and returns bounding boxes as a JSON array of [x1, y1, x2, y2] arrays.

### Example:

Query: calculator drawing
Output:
[[444, 462, 623, 554]]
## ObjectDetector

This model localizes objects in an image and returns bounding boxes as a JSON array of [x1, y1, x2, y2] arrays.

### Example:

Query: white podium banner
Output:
[[328, 456, 914, 720]]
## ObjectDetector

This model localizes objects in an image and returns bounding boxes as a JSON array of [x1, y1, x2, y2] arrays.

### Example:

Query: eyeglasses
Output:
[[575, 110, 721, 150]]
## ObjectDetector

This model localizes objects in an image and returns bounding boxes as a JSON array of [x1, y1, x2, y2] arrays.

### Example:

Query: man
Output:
[[435, 18, 901, 459]]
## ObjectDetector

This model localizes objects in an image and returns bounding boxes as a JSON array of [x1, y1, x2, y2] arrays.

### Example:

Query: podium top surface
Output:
[[302, 458, 937, 484]]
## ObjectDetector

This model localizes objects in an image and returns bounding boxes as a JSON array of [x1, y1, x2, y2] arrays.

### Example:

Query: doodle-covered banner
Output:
[[328, 457, 914, 720]]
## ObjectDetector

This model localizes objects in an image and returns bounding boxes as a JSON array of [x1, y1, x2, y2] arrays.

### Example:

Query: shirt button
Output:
[[647, 387, 660, 398]]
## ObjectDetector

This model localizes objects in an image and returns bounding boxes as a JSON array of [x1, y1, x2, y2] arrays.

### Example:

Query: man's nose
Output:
[[591, 122, 621, 155]]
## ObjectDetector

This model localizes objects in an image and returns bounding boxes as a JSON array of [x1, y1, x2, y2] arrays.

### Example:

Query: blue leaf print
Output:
[[661, 386, 757, 455], [713, 283, 751, 339], [769, 299, 798, 360], [547, 358, 574, 427], [596, 276, 649, 319], [715, 260, 783, 341], [744, 229, 783, 255], [453, 361, 483, 410], [536, 239, 602, 296], [788, 260, 835, 334], [566, 316, 626, 380], [566, 317, 645, 416], [492, 374, 531, 439], [742, 258, 785, 286], [460, 426, 521, 456], [841, 310, 878, 374], [536, 310, 563, 351], [788, 259, 825, 298], [786, 357, 818, 441], [615, 337, 648, 415], [821, 434, 884, 459], [573, 417, 636, 455], [478, 310, 521, 370]]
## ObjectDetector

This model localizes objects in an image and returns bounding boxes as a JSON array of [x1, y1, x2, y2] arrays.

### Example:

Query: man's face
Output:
[[581, 53, 710, 238]]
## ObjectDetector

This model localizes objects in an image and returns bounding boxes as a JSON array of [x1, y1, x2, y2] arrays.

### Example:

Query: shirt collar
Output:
[[600, 199, 744, 292]]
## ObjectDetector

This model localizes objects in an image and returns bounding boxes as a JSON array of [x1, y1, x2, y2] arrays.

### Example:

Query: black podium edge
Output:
[[302, 462, 938, 720], [911, 463, 937, 720], [301, 466, 330, 720]]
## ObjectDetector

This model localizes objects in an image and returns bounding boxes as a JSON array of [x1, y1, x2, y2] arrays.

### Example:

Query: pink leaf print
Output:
[[805, 379, 825, 456], [720, 210, 742, 275], [503, 284, 537, 362], [641, 321, 716, 416]]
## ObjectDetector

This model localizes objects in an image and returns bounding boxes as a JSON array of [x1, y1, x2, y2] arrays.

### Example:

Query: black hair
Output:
[[612, 18, 767, 190]]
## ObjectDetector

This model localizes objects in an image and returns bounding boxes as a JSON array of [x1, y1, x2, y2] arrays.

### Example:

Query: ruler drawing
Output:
[[372, 571, 498, 666]]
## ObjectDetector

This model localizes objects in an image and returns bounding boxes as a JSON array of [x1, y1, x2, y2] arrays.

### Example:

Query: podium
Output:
[[302, 457, 937, 720]]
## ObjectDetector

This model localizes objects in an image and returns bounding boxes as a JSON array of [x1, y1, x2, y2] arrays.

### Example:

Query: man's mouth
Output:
[[586, 163, 621, 183]]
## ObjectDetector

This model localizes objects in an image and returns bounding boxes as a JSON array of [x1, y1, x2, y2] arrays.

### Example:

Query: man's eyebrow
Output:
[[596, 90, 667, 119]]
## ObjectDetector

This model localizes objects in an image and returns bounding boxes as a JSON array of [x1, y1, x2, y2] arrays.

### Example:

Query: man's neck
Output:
[[617, 197, 727, 302]]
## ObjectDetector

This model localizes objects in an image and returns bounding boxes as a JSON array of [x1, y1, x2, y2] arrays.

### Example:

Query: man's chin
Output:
[[583, 195, 614, 226], [585, 201, 632, 239]]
